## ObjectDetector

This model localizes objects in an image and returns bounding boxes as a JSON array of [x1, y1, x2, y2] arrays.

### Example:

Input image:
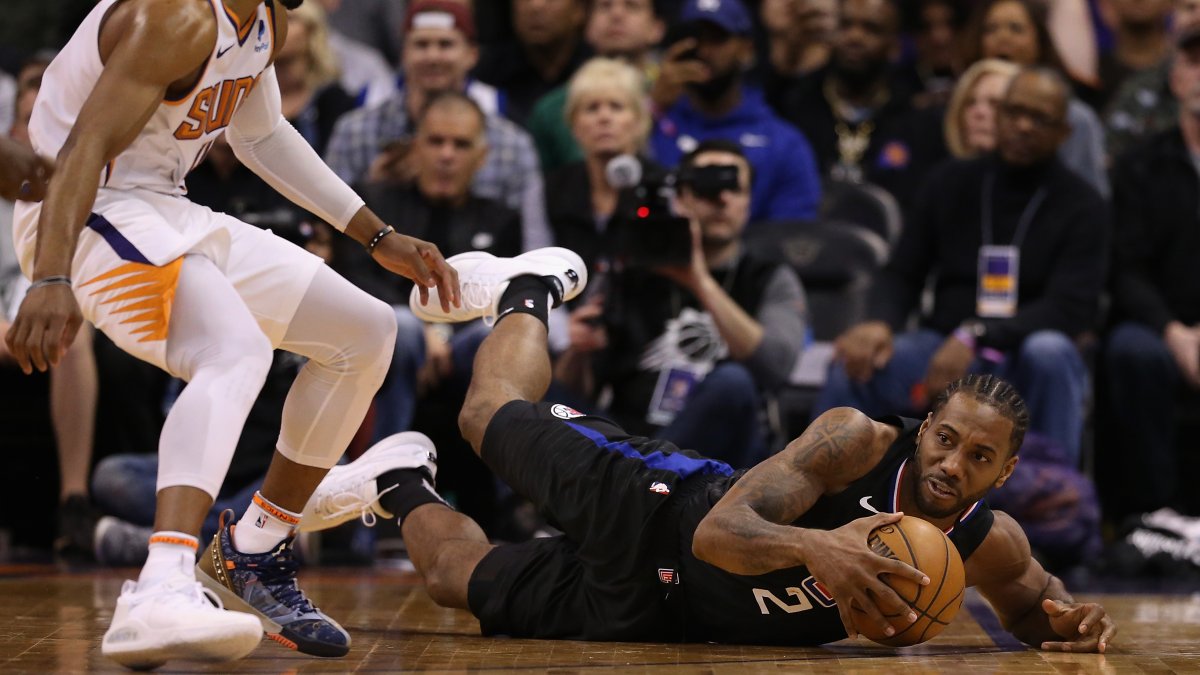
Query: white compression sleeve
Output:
[[225, 66, 364, 231]]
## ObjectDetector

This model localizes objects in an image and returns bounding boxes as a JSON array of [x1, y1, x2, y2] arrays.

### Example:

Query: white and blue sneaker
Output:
[[299, 432, 438, 533], [196, 511, 350, 657], [410, 246, 587, 324]]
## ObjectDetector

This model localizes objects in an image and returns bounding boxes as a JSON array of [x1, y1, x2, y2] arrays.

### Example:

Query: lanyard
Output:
[[980, 172, 1048, 249]]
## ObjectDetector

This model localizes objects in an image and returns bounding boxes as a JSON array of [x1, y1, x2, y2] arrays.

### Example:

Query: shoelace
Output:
[[134, 577, 225, 610], [255, 545, 317, 614], [461, 281, 500, 326], [317, 482, 399, 527]]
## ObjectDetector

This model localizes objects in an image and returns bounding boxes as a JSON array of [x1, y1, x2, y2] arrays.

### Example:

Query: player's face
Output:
[[404, 27, 478, 94], [910, 394, 1018, 519]]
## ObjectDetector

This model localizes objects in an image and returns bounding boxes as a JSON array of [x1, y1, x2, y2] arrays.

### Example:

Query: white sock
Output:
[[232, 492, 300, 554], [137, 532, 199, 590]]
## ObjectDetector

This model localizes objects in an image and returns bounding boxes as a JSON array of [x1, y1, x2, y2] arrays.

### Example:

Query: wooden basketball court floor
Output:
[[1, 565, 1198, 673]]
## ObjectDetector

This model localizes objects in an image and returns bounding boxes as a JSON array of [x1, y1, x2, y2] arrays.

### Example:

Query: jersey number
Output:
[[753, 576, 837, 615], [753, 587, 814, 614]]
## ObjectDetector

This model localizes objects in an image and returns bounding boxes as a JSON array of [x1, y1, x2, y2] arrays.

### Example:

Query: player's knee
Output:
[[424, 547, 469, 608], [458, 396, 490, 451], [335, 296, 397, 375]]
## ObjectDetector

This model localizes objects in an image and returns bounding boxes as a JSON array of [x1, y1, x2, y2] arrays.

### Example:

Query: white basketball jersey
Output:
[[30, 0, 276, 196]]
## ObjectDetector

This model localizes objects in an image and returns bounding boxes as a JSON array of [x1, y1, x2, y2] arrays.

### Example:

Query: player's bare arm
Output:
[[971, 512, 1117, 652], [693, 408, 928, 637], [5, 0, 215, 375]]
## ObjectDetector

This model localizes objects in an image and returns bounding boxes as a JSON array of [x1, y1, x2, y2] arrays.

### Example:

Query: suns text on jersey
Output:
[[173, 76, 256, 141]]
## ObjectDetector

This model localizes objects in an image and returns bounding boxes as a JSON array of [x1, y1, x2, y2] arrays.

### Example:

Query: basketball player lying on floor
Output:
[[300, 249, 1117, 651]]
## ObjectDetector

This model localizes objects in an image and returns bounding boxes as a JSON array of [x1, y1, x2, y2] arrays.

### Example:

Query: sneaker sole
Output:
[[196, 565, 351, 658], [102, 619, 261, 669]]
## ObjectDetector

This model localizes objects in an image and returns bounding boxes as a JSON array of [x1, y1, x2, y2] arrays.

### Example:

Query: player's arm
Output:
[[692, 408, 929, 637], [5, 0, 215, 374], [971, 512, 1117, 652], [0, 136, 53, 202], [224, 11, 458, 311]]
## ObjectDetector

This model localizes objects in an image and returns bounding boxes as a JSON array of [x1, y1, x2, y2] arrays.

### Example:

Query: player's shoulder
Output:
[[965, 510, 1031, 586], [800, 407, 897, 483], [102, 0, 217, 54]]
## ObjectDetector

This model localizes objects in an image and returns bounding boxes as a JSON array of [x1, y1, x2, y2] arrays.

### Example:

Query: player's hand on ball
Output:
[[1039, 598, 1117, 653], [5, 284, 83, 374], [805, 512, 930, 640], [371, 233, 460, 312]]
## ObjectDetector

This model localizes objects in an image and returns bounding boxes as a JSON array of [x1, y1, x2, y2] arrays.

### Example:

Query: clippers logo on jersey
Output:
[[658, 568, 679, 584], [174, 76, 257, 141], [550, 404, 586, 420], [801, 576, 836, 608]]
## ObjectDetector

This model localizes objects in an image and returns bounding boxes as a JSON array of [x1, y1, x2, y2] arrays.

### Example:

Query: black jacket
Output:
[[774, 67, 947, 213], [869, 155, 1109, 350], [1110, 127, 1200, 332]]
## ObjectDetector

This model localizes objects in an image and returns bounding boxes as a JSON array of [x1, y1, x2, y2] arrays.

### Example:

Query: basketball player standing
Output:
[[5, 0, 458, 668]]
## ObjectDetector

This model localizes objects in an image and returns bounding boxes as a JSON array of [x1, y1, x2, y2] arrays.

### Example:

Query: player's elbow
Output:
[[691, 514, 723, 566]]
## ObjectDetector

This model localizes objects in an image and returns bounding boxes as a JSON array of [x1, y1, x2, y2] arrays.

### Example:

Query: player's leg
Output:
[[90, 252, 270, 668], [196, 256, 394, 657]]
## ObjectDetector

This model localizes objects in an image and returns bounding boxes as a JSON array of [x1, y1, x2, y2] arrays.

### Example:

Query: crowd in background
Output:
[[3, 0, 1200, 579]]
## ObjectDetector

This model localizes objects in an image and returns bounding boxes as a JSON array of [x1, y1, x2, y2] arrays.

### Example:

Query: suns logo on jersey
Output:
[[173, 76, 256, 141]]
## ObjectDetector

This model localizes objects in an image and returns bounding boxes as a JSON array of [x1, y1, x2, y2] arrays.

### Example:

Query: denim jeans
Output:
[[91, 454, 262, 542], [1102, 321, 1181, 513], [814, 328, 1088, 464], [657, 361, 767, 469]]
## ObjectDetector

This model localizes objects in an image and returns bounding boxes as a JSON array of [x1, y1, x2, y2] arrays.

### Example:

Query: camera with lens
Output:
[[605, 155, 741, 268]]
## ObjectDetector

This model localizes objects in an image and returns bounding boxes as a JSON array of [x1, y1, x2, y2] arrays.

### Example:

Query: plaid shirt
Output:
[[325, 92, 552, 251]]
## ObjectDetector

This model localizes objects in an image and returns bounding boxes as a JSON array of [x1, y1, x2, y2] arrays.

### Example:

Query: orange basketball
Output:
[[851, 515, 966, 647]]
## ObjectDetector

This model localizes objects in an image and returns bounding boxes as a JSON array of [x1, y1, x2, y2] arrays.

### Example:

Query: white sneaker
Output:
[[410, 247, 588, 324], [299, 432, 439, 533], [101, 575, 262, 669]]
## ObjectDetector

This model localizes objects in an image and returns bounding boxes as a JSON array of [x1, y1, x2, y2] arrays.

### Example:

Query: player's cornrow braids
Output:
[[932, 374, 1030, 455]]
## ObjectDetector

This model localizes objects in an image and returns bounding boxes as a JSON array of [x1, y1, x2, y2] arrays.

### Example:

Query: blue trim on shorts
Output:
[[86, 213, 151, 264], [564, 421, 734, 479]]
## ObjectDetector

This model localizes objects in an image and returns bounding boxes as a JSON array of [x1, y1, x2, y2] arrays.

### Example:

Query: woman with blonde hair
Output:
[[944, 59, 1020, 158], [545, 57, 658, 275]]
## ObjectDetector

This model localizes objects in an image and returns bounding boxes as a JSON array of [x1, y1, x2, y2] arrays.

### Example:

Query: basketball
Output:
[[852, 516, 966, 647]]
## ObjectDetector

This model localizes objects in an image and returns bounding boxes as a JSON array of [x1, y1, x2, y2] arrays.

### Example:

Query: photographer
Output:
[[555, 141, 808, 467]]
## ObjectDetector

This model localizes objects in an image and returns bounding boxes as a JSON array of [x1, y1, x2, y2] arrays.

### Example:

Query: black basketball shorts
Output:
[[466, 400, 733, 641]]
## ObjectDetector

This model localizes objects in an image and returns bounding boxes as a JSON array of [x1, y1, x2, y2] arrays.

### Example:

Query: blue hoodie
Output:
[[651, 87, 821, 223]]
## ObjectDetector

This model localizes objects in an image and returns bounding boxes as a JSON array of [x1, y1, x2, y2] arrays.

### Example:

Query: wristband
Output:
[[366, 225, 395, 253], [26, 275, 72, 293]]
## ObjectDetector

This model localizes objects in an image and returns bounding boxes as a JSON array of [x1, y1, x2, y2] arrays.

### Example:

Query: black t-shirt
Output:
[[674, 416, 994, 646]]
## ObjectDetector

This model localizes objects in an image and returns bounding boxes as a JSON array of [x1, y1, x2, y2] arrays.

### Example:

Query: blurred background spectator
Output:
[[814, 68, 1108, 466], [650, 0, 822, 224], [526, 0, 665, 173]]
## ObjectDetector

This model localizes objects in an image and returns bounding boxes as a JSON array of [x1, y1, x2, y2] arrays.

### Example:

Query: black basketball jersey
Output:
[[674, 416, 995, 646]]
